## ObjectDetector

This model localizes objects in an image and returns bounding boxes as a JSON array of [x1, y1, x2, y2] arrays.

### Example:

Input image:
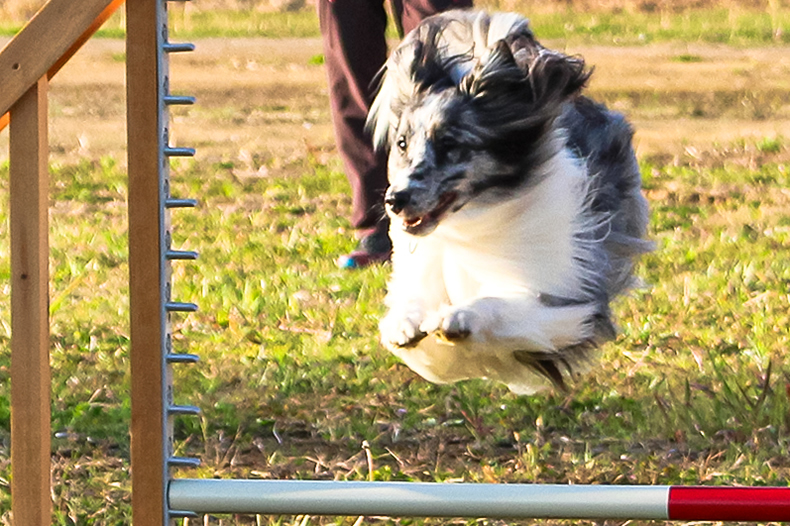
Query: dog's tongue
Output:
[[405, 216, 424, 227]]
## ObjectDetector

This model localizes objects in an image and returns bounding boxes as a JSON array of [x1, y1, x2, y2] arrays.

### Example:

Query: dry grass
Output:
[[2, 37, 789, 165], [0, 0, 787, 22]]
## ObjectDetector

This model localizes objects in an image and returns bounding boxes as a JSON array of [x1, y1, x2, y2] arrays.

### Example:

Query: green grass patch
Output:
[[673, 53, 704, 62], [308, 53, 325, 66], [2, 142, 790, 522], [162, 7, 790, 44], [171, 9, 322, 39], [529, 7, 790, 44], [757, 136, 784, 154], [3, 7, 789, 44]]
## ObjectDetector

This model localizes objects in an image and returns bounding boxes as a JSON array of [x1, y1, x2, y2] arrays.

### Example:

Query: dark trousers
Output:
[[317, 0, 472, 232]]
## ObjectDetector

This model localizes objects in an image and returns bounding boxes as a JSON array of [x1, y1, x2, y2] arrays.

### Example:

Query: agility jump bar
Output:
[[169, 480, 790, 520]]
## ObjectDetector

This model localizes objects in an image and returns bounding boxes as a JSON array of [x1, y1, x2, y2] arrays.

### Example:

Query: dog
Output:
[[367, 10, 651, 394]]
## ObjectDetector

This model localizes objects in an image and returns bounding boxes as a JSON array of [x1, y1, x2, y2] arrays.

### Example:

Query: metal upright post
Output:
[[127, 0, 199, 523]]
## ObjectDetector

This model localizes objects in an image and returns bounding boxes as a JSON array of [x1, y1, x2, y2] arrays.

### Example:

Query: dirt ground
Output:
[[1, 36, 790, 168]]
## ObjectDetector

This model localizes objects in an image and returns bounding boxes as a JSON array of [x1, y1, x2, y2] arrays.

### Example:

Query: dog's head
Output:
[[368, 11, 590, 236]]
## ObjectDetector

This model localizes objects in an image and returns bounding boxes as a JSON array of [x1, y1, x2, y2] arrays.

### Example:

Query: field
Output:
[[2, 3, 790, 524]]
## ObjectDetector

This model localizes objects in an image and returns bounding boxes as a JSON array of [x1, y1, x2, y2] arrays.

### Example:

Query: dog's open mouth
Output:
[[402, 192, 458, 235]]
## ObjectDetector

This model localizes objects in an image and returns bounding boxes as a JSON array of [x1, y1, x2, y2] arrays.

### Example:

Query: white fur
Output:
[[380, 136, 599, 394]]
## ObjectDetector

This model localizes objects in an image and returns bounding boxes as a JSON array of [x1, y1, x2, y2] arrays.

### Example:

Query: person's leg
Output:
[[318, 0, 391, 234]]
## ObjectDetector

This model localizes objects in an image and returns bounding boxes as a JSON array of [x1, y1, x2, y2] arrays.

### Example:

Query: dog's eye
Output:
[[396, 136, 408, 152]]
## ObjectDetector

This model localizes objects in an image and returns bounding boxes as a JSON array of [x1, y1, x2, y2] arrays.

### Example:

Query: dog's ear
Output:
[[459, 39, 590, 133], [526, 48, 590, 103], [368, 65, 398, 151], [367, 21, 458, 152], [459, 41, 531, 106], [367, 53, 408, 152], [464, 39, 590, 105], [459, 41, 542, 132], [410, 23, 459, 92]]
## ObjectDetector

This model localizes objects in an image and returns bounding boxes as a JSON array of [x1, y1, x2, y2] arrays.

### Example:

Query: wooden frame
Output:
[[126, 0, 169, 524], [9, 75, 51, 526], [1, 0, 125, 523]]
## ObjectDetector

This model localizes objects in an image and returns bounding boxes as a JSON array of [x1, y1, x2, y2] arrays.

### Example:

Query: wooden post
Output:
[[9, 76, 51, 526], [126, 0, 168, 524]]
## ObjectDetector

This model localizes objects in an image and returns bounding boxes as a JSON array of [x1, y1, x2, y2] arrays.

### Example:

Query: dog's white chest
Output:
[[441, 246, 481, 303], [434, 164, 590, 303], [441, 243, 526, 304]]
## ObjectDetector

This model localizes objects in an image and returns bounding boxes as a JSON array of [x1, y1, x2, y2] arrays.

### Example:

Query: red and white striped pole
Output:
[[669, 486, 790, 521], [169, 480, 790, 520]]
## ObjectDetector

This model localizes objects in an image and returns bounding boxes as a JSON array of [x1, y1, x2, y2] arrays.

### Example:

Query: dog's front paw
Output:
[[437, 307, 480, 342], [380, 310, 428, 348]]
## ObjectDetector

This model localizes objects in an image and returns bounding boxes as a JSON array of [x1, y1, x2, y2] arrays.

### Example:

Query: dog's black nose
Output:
[[385, 190, 411, 214]]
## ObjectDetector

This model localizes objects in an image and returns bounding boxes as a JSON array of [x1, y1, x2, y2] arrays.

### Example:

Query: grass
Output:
[[1, 136, 790, 523], [1, 6, 790, 44], [529, 8, 790, 45], [160, 6, 790, 44]]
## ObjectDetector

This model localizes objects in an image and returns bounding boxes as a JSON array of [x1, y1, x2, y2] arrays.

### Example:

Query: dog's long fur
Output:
[[368, 10, 651, 394]]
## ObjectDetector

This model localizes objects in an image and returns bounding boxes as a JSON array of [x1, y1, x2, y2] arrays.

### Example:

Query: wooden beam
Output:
[[49, 0, 126, 81], [0, 0, 124, 134], [0, 0, 121, 117], [10, 76, 51, 526], [127, 0, 167, 524]]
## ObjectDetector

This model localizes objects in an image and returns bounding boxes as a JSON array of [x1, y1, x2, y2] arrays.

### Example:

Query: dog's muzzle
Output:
[[384, 189, 411, 215], [384, 187, 458, 236]]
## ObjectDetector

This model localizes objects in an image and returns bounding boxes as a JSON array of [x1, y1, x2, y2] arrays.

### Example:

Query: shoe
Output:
[[337, 225, 392, 269]]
